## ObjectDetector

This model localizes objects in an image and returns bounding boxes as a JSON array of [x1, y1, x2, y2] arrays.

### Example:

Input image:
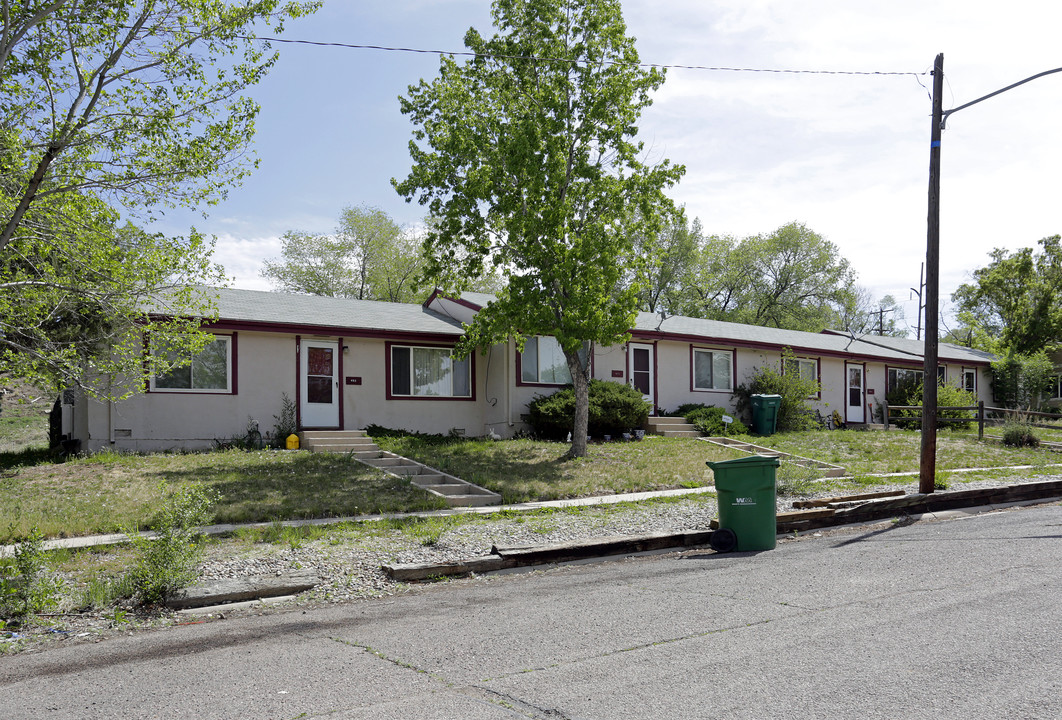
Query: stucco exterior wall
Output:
[[79, 331, 297, 452], [342, 336, 493, 436], [73, 319, 998, 452]]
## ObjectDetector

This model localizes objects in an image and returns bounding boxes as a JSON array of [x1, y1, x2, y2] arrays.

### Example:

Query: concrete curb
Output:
[[384, 491, 1062, 582]]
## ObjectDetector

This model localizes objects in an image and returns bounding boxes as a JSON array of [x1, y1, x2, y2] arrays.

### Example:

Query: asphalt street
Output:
[[2, 502, 1061, 719]]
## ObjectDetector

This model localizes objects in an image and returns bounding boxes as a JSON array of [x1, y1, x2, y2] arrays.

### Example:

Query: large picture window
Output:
[[887, 367, 923, 391], [693, 348, 733, 391], [390, 345, 471, 398], [152, 336, 232, 393], [520, 336, 572, 385], [888, 366, 946, 392]]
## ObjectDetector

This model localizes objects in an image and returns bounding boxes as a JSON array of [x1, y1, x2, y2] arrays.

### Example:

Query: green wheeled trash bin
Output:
[[707, 454, 780, 551], [750, 394, 782, 435]]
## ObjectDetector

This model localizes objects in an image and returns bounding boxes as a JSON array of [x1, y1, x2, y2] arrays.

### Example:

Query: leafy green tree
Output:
[[260, 205, 432, 303], [990, 350, 1055, 410], [1, 1, 318, 248], [672, 222, 858, 332], [838, 290, 907, 337], [0, 191, 223, 398], [0, 1, 318, 397], [952, 236, 1062, 354], [738, 222, 857, 331], [940, 309, 1003, 353], [673, 232, 753, 320], [394, 0, 684, 458], [634, 209, 700, 314]]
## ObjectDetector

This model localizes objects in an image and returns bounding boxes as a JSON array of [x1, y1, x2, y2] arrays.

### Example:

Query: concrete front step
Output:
[[309, 443, 378, 453], [646, 416, 691, 425], [657, 429, 701, 438], [298, 430, 375, 454], [645, 416, 700, 438]]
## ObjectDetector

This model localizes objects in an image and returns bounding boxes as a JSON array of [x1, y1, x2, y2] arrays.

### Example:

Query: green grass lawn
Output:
[[750, 427, 1058, 475], [374, 435, 744, 504], [0, 449, 447, 543], [3, 425, 1059, 544], [375, 427, 1061, 502]]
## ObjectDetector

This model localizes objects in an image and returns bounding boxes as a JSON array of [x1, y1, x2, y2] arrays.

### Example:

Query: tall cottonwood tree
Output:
[[394, 0, 683, 457], [0, 1, 317, 396], [952, 235, 1062, 355], [633, 209, 700, 315], [260, 205, 432, 303], [670, 222, 858, 332]]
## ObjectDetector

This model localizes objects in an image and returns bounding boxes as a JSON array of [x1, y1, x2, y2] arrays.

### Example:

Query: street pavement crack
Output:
[[458, 686, 576, 719], [327, 636, 449, 684], [482, 617, 775, 683], [327, 637, 570, 719]]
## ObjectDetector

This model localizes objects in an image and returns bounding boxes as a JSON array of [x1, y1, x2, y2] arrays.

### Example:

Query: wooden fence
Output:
[[883, 402, 1062, 440]]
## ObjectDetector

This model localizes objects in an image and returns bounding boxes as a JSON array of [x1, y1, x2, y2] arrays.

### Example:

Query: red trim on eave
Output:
[[632, 328, 991, 367], [423, 288, 484, 312], [201, 318, 463, 344], [423, 288, 443, 308]]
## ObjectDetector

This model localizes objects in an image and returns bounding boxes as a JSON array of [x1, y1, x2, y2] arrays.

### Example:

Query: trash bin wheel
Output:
[[709, 528, 737, 553]]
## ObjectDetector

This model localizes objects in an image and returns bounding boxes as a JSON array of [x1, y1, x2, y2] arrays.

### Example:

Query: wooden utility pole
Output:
[[917, 58, 1062, 494], [920, 53, 944, 495]]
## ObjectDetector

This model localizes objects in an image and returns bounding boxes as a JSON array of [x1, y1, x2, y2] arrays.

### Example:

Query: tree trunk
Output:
[[566, 350, 590, 458]]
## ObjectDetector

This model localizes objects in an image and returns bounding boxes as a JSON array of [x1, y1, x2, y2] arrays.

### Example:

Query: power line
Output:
[[248, 35, 924, 77]]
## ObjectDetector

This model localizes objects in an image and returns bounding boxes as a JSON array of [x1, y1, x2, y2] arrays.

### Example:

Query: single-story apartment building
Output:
[[62, 287, 997, 452]]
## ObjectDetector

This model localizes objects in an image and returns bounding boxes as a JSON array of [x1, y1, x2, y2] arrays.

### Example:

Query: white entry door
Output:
[[629, 343, 655, 409], [846, 363, 865, 424], [300, 339, 340, 428]]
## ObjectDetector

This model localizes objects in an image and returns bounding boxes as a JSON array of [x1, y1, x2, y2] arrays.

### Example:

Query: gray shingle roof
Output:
[[160, 287, 466, 336], [457, 291, 498, 309], [163, 288, 994, 364], [633, 312, 995, 365]]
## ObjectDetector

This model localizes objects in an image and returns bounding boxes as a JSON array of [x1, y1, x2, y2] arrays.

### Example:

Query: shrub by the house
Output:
[[886, 380, 977, 429], [528, 380, 651, 440], [670, 403, 748, 435], [733, 350, 821, 432]]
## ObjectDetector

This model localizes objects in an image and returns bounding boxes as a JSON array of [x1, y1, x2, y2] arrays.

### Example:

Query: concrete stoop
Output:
[[700, 436, 847, 478], [645, 416, 700, 438], [298, 430, 501, 507]]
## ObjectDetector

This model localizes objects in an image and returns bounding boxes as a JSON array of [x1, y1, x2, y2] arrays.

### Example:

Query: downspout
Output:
[[506, 339, 513, 427], [107, 374, 115, 445]]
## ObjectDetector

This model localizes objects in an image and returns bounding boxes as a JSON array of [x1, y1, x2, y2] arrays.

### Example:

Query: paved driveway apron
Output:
[[3, 503, 1061, 719]]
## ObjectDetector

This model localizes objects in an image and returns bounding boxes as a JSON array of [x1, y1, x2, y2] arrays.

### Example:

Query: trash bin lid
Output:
[[706, 454, 781, 470]]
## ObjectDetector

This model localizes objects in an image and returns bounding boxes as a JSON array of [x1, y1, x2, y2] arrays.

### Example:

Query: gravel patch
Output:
[[200, 470, 1062, 607]]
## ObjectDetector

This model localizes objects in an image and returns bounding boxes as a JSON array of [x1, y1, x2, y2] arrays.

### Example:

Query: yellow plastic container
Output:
[[285, 434, 300, 450]]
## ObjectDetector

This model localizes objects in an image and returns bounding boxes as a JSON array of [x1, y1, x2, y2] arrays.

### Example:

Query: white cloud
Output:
[[210, 234, 283, 290]]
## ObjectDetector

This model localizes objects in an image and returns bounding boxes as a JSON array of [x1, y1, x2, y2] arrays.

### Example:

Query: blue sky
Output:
[[154, 0, 1062, 337]]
